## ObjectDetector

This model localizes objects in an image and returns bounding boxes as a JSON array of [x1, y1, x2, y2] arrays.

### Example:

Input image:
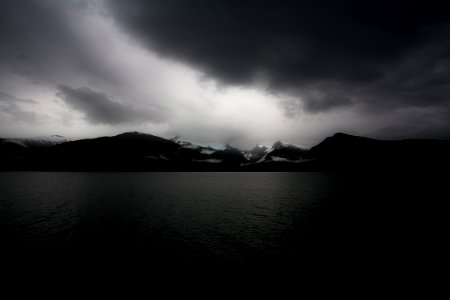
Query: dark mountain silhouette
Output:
[[0, 138, 27, 160], [1, 131, 450, 171], [309, 132, 450, 170], [0, 132, 248, 171]]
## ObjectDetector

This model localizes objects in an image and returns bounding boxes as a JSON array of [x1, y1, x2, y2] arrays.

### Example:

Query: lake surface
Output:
[[0, 172, 341, 264], [0, 171, 446, 272]]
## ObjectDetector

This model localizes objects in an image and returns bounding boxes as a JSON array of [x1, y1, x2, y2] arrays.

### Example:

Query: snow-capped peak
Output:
[[170, 136, 184, 143], [170, 136, 201, 150], [171, 136, 226, 150], [4, 135, 71, 148], [251, 144, 270, 153], [29, 135, 70, 142], [271, 141, 305, 151]]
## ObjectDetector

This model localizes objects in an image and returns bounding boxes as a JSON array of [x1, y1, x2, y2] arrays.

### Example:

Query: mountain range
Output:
[[1, 132, 449, 171]]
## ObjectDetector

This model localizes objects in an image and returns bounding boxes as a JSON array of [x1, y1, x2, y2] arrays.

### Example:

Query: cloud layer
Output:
[[57, 85, 153, 124], [0, 92, 37, 124], [106, 0, 450, 112], [1, 0, 450, 145]]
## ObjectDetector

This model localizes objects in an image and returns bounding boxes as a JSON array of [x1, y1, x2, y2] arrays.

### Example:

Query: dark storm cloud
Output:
[[303, 94, 354, 113], [106, 0, 450, 113], [56, 85, 156, 125]]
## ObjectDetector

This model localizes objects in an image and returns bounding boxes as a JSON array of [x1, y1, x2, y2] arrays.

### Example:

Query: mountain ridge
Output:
[[1, 131, 450, 171]]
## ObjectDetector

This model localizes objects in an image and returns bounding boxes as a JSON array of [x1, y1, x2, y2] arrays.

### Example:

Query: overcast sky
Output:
[[1, 0, 449, 148]]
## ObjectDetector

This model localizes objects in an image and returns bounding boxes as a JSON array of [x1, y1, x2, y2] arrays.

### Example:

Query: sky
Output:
[[1, 0, 449, 148]]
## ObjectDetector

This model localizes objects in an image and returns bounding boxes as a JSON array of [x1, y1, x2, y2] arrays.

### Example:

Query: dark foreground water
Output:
[[0, 172, 338, 261], [0, 171, 448, 284]]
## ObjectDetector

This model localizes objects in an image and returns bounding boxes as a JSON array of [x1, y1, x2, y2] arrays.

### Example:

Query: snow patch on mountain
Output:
[[193, 158, 223, 163], [269, 156, 303, 163], [145, 155, 169, 160], [4, 135, 71, 148], [271, 141, 305, 151], [171, 136, 226, 150], [200, 149, 215, 155]]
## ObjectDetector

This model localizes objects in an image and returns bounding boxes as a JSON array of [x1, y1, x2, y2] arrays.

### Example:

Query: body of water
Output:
[[0, 172, 340, 264], [0, 171, 446, 273]]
